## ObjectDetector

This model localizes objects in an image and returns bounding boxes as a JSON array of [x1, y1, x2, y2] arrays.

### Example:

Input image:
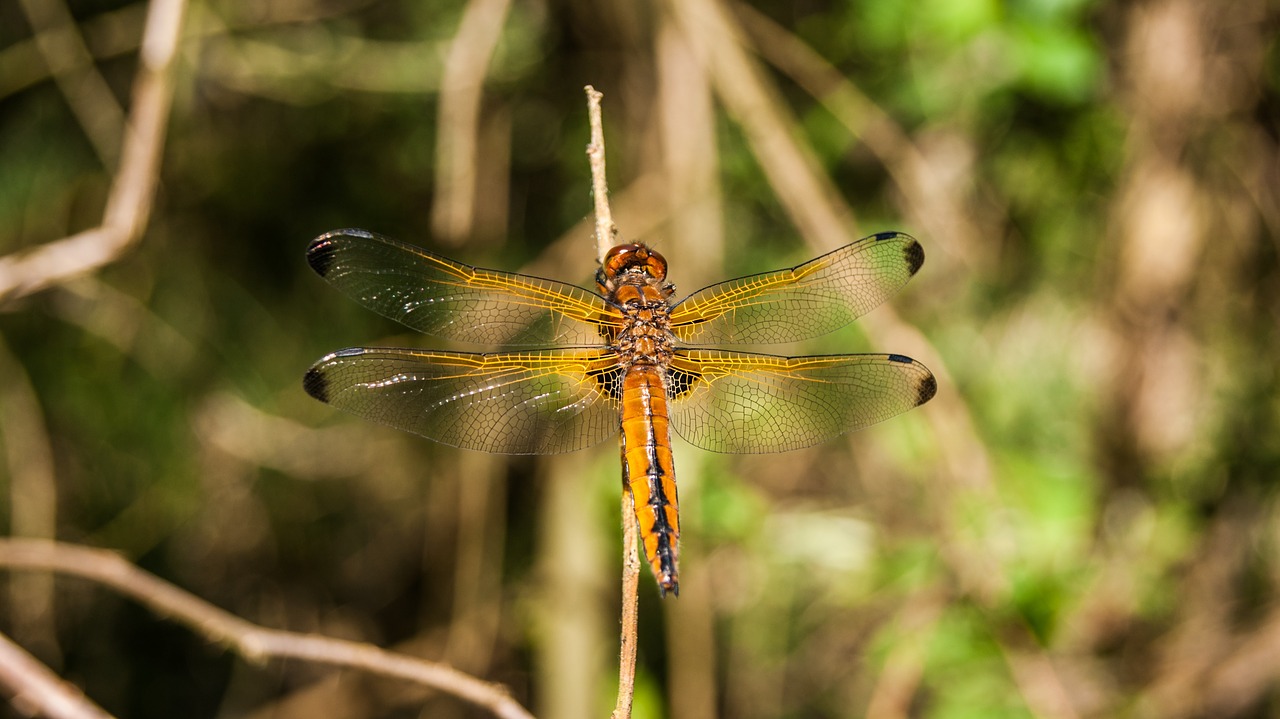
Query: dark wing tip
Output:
[[887, 354, 937, 406], [904, 237, 925, 276], [306, 237, 339, 278], [917, 372, 938, 406], [302, 366, 330, 403], [307, 229, 375, 278]]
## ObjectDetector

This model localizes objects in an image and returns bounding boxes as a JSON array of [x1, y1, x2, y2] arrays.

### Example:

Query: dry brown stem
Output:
[[585, 86, 619, 262], [0, 539, 536, 719], [611, 491, 642, 719], [0, 631, 115, 719], [0, 0, 187, 305], [584, 84, 641, 719]]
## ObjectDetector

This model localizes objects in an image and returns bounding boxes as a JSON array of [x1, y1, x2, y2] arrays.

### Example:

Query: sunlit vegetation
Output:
[[1, 0, 1278, 717]]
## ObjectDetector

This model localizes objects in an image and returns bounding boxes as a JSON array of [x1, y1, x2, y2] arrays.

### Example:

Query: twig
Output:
[[584, 85, 641, 719], [0, 540, 536, 719], [0, 631, 115, 719], [431, 0, 513, 245], [611, 491, 642, 719], [0, 0, 187, 305], [585, 85, 618, 262]]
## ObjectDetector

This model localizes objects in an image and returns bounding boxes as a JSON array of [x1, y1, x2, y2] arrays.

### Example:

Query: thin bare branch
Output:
[[432, 0, 513, 245], [585, 86, 618, 263], [612, 490, 642, 719], [0, 0, 187, 305], [0, 631, 115, 719], [584, 85, 641, 719], [0, 540, 536, 719]]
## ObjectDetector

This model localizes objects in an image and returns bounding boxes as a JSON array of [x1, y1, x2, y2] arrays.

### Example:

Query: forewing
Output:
[[304, 348, 623, 454], [669, 232, 924, 345], [666, 350, 936, 454], [307, 229, 618, 345]]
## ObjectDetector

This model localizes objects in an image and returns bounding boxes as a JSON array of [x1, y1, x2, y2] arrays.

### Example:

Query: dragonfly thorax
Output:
[[605, 266, 675, 367]]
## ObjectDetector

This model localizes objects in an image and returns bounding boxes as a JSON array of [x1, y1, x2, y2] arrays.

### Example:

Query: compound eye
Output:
[[602, 244, 644, 278], [644, 250, 668, 281]]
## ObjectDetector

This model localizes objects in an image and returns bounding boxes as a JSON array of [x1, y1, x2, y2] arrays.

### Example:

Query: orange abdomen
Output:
[[620, 365, 680, 596]]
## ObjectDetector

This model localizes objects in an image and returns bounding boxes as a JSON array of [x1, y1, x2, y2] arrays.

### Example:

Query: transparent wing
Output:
[[669, 232, 924, 345], [304, 347, 623, 454], [666, 349, 936, 454], [307, 229, 619, 346]]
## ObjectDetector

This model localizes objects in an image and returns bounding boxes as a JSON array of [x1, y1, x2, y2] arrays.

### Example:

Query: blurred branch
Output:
[[865, 588, 945, 719], [1185, 605, 1280, 718], [666, 0, 852, 253], [0, 337, 59, 662], [432, 0, 513, 245], [16, 0, 126, 167], [655, 16, 723, 290], [0, 0, 187, 305], [199, 30, 447, 101], [194, 392, 403, 480], [672, 0, 1004, 594], [732, 3, 988, 270], [0, 539, 537, 719], [0, 0, 391, 102], [1136, 502, 1279, 718], [0, 3, 146, 102], [0, 631, 115, 719], [997, 626, 1081, 719], [444, 454, 507, 675], [665, 5, 1080, 715]]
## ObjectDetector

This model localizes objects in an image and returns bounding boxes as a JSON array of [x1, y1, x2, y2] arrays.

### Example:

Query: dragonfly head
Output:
[[602, 243, 668, 282]]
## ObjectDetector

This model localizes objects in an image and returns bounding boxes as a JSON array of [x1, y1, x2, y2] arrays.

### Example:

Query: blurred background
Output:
[[2, 0, 1279, 717]]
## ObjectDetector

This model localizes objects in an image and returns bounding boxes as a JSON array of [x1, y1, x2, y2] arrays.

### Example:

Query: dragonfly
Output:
[[303, 229, 936, 596]]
